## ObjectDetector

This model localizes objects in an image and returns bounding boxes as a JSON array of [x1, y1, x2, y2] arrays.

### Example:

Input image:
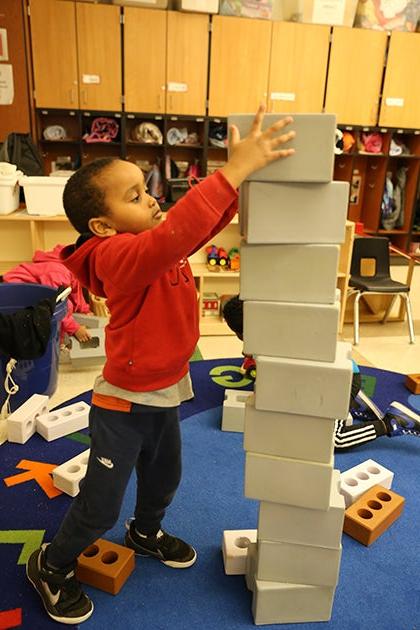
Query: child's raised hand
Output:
[[221, 104, 295, 189]]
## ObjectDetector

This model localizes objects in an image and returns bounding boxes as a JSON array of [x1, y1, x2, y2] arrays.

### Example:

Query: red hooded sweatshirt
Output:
[[3, 244, 90, 337], [61, 171, 238, 392]]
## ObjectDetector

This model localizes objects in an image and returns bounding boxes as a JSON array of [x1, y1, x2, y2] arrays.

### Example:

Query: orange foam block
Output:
[[405, 373, 420, 394], [76, 538, 135, 595], [343, 485, 405, 546]]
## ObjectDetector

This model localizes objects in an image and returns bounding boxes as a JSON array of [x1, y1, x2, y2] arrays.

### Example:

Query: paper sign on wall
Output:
[[0, 64, 14, 105], [312, 0, 346, 24], [270, 92, 296, 101], [82, 74, 100, 84], [0, 29, 8, 62], [167, 82, 188, 93], [385, 97, 404, 107]]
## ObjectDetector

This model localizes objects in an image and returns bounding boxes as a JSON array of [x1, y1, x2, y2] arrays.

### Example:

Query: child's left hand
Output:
[[74, 325, 92, 343]]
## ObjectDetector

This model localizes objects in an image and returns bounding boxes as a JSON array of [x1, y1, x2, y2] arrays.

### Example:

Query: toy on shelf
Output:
[[229, 247, 240, 271], [205, 244, 240, 272], [202, 293, 220, 317]]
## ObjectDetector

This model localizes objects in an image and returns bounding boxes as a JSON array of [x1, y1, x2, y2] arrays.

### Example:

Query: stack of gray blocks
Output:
[[228, 113, 353, 625]]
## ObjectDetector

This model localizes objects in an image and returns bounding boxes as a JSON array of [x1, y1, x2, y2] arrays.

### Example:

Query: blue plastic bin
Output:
[[0, 283, 67, 412]]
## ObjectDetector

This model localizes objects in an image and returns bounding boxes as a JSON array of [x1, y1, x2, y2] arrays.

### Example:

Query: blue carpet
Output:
[[0, 360, 419, 630]]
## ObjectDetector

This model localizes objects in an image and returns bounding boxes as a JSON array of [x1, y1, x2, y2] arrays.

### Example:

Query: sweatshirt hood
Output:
[[32, 244, 65, 263], [61, 235, 107, 297]]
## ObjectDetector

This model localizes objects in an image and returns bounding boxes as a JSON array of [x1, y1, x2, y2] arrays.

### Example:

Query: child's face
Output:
[[96, 160, 162, 235]]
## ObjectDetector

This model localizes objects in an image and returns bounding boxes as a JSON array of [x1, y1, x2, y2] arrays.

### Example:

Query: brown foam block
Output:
[[343, 485, 405, 546], [76, 538, 135, 595], [405, 374, 420, 394]]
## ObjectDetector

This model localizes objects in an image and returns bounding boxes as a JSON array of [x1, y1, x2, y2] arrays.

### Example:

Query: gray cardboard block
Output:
[[243, 299, 340, 363], [244, 451, 334, 510], [240, 180, 349, 244], [256, 539, 342, 586], [221, 389, 251, 432], [243, 394, 335, 464], [258, 470, 345, 549], [252, 578, 335, 624], [254, 341, 353, 419], [245, 542, 257, 592], [240, 242, 339, 304], [228, 113, 336, 183]]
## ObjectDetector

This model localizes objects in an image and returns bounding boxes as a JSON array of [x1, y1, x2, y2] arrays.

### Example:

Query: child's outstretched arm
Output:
[[220, 104, 295, 189]]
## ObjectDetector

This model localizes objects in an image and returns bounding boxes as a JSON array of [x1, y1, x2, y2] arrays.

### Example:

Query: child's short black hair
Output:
[[222, 294, 243, 339], [63, 157, 119, 234]]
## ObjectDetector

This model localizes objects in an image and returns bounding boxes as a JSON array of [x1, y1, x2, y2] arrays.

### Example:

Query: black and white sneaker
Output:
[[351, 389, 384, 422], [125, 522, 197, 569], [26, 544, 93, 625], [382, 401, 420, 438]]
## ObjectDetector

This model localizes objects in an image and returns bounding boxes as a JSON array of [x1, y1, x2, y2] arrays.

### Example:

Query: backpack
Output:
[[0, 133, 44, 176]]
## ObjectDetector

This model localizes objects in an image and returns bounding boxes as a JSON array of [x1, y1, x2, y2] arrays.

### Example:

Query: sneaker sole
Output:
[[388, 401, 420, 423], [125, 534, 197, 569], [26, 551, 94, 625]]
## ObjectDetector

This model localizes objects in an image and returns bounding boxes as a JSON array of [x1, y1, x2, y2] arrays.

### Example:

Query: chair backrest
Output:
[[350, 237, 391, 280]]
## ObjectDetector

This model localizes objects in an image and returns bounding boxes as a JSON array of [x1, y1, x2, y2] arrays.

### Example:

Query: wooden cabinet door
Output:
[[76, 3, 122, 111], [124, 8, 167, 114], [379, 32, 420, 129], [268, 22, 330, 114], [325, 27, 387, 126], [166, 11, 209, 116], [30, 0, 79, 108], [208, 16, 271, 117]]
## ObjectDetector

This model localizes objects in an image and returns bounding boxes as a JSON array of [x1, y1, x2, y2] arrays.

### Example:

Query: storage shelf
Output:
[[191, 262, 239, 278], [0, 210, 67, 221]]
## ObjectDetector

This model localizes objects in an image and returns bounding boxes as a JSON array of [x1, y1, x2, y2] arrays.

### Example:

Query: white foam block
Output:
[[228, 113, 336, 183], [258, 470, 345, 549], [222, 529, 257, 575], [257, 539, 342, 587], [240, 180, 349, 244], [52, 449, 90, 497], [252, 577, 335, 625], [240, 242, 339, 304], [243, 299, 340, 362], [245, 546, 335, 625], [221, 389, 252, 432], [339, 459, 394, 507], [245, 451, 334, 510], [73, 313, 108, 328], [244, 394, 335, 464], [7, 394, 49, 444], [254, 341, 353, 419], [69, 328, 105, 360], [36, 401, 90, 442]]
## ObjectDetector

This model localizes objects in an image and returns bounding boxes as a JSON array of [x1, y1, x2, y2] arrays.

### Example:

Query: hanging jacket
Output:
[[3, 245, 90, 337]]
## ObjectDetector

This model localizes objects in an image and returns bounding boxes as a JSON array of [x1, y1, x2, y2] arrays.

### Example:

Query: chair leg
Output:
[[353, 292, 362, 345], [401, 294, 416, 344], [382, 294, 397, 324]]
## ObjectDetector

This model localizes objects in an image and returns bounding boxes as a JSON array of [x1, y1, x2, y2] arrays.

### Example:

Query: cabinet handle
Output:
[[169, 94, 173, 111], [81, 89, 87, 105], [157, 93, 162, 111]]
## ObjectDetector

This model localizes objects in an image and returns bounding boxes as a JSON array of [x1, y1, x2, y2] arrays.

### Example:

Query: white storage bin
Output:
[[0, 173, 20, 215], [20, 176, 69, 216]]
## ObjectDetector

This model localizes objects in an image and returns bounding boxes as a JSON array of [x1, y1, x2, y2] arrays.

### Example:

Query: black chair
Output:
[[348, 236, 415, 345]]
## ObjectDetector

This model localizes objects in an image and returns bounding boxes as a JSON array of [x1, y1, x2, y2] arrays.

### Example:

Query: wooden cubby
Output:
[[333, 127, 420, 253]]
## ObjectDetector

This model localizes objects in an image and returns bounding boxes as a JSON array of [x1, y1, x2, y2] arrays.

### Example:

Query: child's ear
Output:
[[88, 216, 117, 238]]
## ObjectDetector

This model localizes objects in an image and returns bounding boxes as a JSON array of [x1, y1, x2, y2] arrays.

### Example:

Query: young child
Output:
[[3, 244, 92, 344], [222, 294, 420, 449], [26, 106, 296, 625]]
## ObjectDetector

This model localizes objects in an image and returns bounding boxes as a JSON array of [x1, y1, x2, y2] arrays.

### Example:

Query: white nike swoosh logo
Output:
[[42, 580, 60, 607], [97, 457, 114, 469]]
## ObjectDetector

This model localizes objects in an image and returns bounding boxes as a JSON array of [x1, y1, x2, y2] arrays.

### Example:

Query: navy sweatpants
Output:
[[47, 403, 182, 568]]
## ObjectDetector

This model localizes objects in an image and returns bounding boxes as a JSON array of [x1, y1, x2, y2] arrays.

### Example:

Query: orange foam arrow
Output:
[[4, 459, 63, 499]]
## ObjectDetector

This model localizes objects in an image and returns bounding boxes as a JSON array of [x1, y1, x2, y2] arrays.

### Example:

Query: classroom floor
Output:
[[49, 266, 420, 409]]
